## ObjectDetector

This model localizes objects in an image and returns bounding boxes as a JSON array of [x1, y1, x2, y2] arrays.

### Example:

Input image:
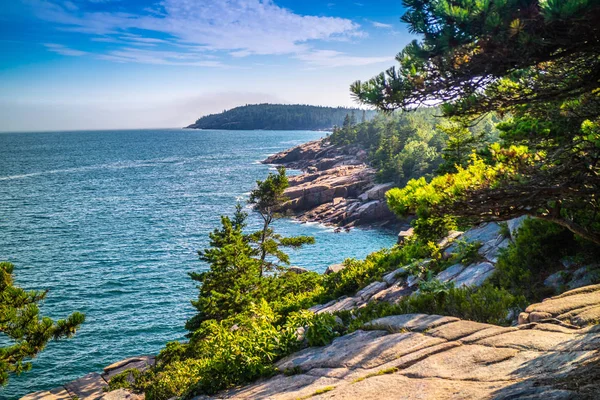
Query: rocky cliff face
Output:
[[263, 140, 402, 229]]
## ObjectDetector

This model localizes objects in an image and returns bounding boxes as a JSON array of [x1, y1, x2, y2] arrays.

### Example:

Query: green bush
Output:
[[140, 301, 342, 400], [347, 284, 525, 331], [492, 218, 577, 301], [106, 368, 141, 392]]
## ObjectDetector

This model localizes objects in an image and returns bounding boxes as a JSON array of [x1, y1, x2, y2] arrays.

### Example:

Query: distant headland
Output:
[[186, 103, 377, 131]]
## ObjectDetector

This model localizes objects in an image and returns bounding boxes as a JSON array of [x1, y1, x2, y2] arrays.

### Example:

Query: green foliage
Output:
[[492, 219, 580, 301], [323, 255, 388, 299], [106, 368, 142, 392], [329, 110, 498, 185], [188, 104, 377, 131], [0, 261, 85, 386], [417, 278, 453, 295], [348, 284, 524, 331], [186, 208, 260, 331], [287, 310, 342, 347], [351, 0, 600, 245], [249, 167, 315, 276], [142, 301, 341, 400], [445, 240, 483, 268], [322, 241, 438, 300]]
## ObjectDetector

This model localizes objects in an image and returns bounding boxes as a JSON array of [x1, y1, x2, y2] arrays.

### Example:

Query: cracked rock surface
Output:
[[200, 308, 600, 400], [263, 139, 401, 228]]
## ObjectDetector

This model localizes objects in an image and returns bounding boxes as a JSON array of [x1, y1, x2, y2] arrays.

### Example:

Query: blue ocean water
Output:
[[0, 129, 396, 399]]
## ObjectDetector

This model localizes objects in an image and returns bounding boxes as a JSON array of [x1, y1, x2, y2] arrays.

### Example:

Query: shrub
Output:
[[492, 218, 577, 301], [347, 284, 525, 331]]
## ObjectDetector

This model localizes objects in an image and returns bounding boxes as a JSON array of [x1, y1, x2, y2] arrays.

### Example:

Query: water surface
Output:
[[0, 129, 396, 398]]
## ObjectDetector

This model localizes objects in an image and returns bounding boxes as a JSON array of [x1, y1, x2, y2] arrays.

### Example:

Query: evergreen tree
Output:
[[1, 262, 84, 386], [186, 206, 260, 331], [437, 121, 485, 173], [248, 167, 314, 276], [352, 0, 600, 244], [187, 169, 314, 333]]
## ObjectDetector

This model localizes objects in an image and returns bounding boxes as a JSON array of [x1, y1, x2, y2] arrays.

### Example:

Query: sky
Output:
[[0, 0, 413, 131]]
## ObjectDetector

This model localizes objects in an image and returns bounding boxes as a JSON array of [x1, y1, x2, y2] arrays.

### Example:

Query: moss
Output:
[[353, 367, 399, 384], [312, 386, 335, 395]]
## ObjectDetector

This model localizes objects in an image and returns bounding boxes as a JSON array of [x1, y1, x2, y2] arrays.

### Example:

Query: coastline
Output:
[[263, 138, 408, 231]]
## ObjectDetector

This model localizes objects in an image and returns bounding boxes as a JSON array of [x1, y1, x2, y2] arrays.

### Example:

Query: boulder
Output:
[[521, 283, 600, 326], [356, 281, 388, 301], [382, 267, 407, 286], [397, 228, 414, 245], [288, 266, 309, 274], [544, 271, 568, 291], [20, 387, 71, 400], [507, 215, 529, 239], [364, 314, 459, 333], [325, 263, 346, 275], [437, 230, 463, 249], [364, 183, 395, 201], [567, 265, 599, 289], [435, 263, 465, 283], [100, 389, 144, 400], [102, 356, 155, 382], [450, 262, 495, 288]]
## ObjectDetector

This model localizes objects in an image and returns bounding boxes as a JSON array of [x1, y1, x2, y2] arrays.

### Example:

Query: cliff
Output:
[[263, 139, 403, 229]]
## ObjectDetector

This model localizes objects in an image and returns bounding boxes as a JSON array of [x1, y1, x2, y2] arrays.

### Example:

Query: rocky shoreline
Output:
[[22, 217, 600, 400], [263, 139, 405, 230]]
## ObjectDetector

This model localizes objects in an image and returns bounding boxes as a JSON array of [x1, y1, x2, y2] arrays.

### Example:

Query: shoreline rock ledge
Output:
[[263, 139, 404, 229]]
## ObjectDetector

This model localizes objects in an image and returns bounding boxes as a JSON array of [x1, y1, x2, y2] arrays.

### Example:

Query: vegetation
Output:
[[0, 261, 84, 386], [492, 218, 600, 302], [187, 104, 377, 131], [329, 109, 499, 184], [186, 168, 314, 332], [352, 0, 600, 246], [110, 1, 600, 398], [345, 283, 524, 331]]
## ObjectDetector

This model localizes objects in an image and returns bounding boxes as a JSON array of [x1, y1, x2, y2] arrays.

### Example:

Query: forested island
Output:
[[186, 104, 377, 131]]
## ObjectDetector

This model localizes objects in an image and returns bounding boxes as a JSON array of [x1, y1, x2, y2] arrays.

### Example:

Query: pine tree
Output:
[[1, 262, 85, 386], [186, 206, 260, 331], [352, 0, 600, 244], [248, 167, 314, 276]]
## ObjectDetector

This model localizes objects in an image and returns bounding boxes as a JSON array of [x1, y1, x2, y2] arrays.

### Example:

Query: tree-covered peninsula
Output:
[[186, 104, 377, 131]]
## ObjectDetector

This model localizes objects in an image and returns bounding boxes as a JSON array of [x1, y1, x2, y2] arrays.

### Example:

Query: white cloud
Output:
[[43, 43, 88, 56], [63, 1, 77, 11], [97, 47, 226, 67], [33, 0, 362, 54], [296, 50, 392, 68], [30, 0, 395, 69], [371, 21, 393, 29]]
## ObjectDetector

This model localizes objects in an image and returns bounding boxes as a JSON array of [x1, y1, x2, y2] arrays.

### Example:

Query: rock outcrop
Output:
[[519, 284, 600, 327], [263, 140, 402, 228], [311, 219, 520, 315], [197, 307, 600, 399], [21, 356, 154, 400]]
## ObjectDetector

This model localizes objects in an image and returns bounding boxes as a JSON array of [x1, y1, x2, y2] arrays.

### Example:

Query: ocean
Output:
[[0, 129, 396, 398]]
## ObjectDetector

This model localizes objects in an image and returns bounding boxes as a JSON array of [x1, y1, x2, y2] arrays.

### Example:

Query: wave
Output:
[[0, 156, 198, 181]]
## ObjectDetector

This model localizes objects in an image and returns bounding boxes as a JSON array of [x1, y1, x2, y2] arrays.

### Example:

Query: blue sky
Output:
[[0, 0, 413, 131]]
